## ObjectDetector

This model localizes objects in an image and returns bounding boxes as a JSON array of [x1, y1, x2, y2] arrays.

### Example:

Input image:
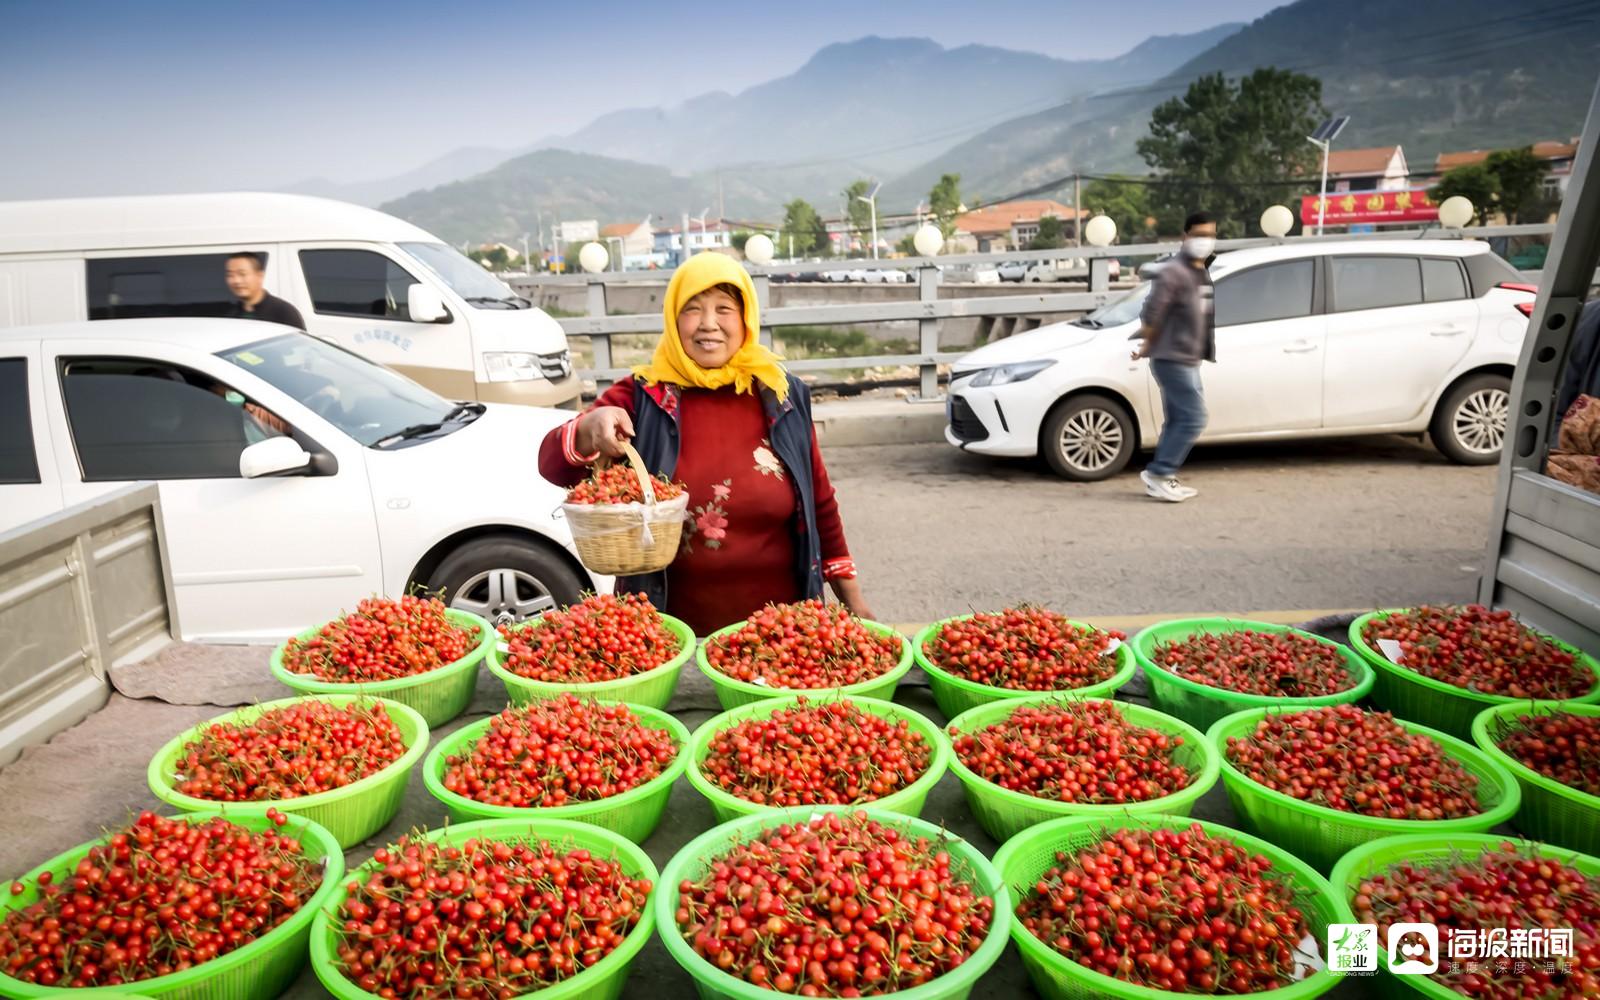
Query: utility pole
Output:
[[1073, 173, 1082, 247], [681, 211, 690, 264], [520, 233, 530, 273]]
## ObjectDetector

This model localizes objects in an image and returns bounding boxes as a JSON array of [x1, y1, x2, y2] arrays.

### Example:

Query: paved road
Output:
[[825, 436, 1499, 624]]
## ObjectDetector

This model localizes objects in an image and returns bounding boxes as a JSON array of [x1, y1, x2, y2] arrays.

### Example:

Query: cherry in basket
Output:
[[704, 599, 901, 689], [566, 462, 686, 505], [280, 594, 476, 683]]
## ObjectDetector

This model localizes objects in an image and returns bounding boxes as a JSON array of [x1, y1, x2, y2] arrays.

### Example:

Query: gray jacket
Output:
[[1141, 259, 1216, 364]]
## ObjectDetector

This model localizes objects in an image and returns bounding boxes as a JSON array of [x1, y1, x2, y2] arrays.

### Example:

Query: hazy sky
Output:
[[0, 0, 1286, 199]]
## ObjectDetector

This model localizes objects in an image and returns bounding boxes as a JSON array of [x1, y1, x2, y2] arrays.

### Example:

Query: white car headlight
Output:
[[483, 351, 543, 382], [970, 359, 1055, 387]]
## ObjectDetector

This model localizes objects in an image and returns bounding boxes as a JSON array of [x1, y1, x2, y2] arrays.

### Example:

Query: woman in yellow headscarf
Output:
[[538, 251, 873, 635]]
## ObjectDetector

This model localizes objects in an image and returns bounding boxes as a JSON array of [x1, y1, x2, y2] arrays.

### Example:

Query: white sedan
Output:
[[1, 318, 598, 642], [945, 240, 1535, 479]]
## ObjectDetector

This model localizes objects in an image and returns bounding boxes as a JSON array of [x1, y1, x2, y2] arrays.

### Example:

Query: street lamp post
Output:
[[856, 181, 882, 260], [1306, 116, 1350, 237]]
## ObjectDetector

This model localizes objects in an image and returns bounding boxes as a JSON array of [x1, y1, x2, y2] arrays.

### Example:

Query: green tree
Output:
[[1136, 68, 1325, 238], [1026, 215, 1068, 251], [467, 245, 514, 270], [1430, 165, 1500, 225], [1083, 176, 1157, 240], [779, 199, 824, 257], [930, 173, 963, 237], [1484, 148, 1549, 223], [843, 179, 875, 253]]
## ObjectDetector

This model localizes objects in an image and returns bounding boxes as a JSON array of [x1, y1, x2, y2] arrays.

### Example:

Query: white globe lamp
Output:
[[744, 233, 775, 266], [1438, 196, 1474, 229], [1260, 205, 1294, 239], [912, 223, 944, 257], [578, 242, 609, 274], [1083, 214, 1117, 247]]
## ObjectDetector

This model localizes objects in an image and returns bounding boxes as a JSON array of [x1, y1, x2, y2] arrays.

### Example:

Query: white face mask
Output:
[[1183, 236, 1216, 259]]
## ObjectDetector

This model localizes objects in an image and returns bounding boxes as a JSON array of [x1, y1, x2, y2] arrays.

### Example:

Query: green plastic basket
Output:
[[146, 694, 429, 849], [1472, 701, 1600, 857], [0, 811, 344, 999], [421, 700, 689, 843], [1129, 618, 1375, 734], [695, 618, 912, 710], [684, 694, 951, 822], [911, 616, 1137, 720], [1329, 832, 1600, 1000], [655, 806, 1011, 1000], [944, 695, 1220, 842], [1208, 706, 1522, 873], [309, 817, 658, 1000], [270, 607, 493, 727], [487, 612, 694, 710], [991, 814, 1342, 1000], [1349, 609, 1600, 740]]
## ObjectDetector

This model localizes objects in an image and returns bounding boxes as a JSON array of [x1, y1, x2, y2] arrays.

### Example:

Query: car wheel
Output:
[[424, 534, 587, 626], [1041, 394, 1135, 481], [1430, 373, 1511, 465]]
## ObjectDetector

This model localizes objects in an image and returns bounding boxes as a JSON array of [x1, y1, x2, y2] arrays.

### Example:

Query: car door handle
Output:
[[1282, 343, 1319, 353], [1430, 328, 1467, 337]]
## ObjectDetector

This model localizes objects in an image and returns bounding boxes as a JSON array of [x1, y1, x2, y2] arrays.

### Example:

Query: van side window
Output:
[[1332, 256, 1423, 312], [0, 359, 41, 484], [1213, 260, 1314, 327], [299, 250, 415, 319], [1422, 258, 1469, 302], [87, 253, 269, 320], [60, 359, 280, 481]]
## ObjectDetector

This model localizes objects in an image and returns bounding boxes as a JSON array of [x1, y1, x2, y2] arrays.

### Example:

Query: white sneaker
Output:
[[1140, 469, 1194, 502]]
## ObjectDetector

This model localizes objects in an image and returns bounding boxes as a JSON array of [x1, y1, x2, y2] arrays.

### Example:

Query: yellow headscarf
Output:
[[632, 251, 789, 401]]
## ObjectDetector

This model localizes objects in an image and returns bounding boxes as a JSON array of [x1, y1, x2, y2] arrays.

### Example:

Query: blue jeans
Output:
[[1149, 359, 1208, 477]]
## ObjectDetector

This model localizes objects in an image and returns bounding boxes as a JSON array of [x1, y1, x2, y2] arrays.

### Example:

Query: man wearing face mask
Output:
[[1133, 211, 1217, 502]]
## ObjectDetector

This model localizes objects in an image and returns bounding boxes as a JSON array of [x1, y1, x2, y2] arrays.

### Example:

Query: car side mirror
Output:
[[407, 283, 449, 323], [240, 436, 312, 478]]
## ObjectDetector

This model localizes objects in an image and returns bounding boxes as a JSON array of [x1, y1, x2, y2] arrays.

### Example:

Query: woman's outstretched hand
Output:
[[574, 406, 635, 460], [830, 577, 875, 622]]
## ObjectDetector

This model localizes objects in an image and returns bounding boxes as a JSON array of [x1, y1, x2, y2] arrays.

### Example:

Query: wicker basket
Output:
[[562, 442, 687, 576]]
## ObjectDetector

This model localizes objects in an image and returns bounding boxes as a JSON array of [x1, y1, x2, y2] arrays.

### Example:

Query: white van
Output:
[[0, 193, 581, 409], [0, 318, 600, 643]]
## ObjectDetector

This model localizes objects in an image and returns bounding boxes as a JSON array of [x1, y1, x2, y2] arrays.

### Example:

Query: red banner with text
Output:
[[1300, 189, 1439, 226]]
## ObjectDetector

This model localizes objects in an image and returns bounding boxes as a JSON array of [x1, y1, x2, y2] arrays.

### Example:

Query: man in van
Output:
[[1132, 211, 1217, 503], [224, 252, 305, 328]]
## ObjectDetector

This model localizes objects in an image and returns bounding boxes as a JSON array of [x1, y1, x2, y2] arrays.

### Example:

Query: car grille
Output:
[[949, 395, 989, 442], [538, 350, 572, 380]]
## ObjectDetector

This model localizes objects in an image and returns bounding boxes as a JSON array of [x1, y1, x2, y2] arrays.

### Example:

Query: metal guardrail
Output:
[[507, 224, 1561, 399]]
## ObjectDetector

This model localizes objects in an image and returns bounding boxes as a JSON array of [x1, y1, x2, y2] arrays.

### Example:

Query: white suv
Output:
[[0, 319, 599, 642], [944, 240, 1536, 479]]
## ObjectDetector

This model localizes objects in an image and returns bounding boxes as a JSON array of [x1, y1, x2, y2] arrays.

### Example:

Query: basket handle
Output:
[[600, 440, 655, 506]]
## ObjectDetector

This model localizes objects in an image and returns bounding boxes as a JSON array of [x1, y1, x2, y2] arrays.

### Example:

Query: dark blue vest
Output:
[[617, 374, 825, 614]]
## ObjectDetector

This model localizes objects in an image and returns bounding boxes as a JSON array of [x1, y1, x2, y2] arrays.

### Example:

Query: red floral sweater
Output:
[[538, 381, 856, 634]]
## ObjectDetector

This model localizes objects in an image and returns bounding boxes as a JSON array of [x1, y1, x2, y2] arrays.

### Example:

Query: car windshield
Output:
[[1076, 282, 1150, 328], [217, 333, 457, 446], [399, 241, 527, 308]]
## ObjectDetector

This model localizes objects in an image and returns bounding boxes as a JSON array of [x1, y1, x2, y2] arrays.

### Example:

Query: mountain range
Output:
[[363, 0, 1600, 243]]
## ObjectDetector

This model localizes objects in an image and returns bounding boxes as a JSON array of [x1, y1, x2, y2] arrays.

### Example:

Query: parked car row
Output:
[[945, 239, 1535, 480]]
